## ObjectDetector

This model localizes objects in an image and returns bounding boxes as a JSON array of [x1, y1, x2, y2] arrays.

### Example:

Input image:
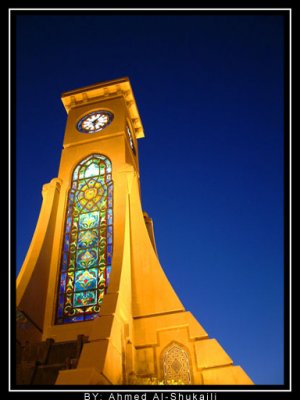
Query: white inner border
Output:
[[9, 7, 292, 394]]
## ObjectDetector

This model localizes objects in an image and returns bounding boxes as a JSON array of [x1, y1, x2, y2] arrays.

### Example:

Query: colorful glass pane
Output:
[[73, 290, 97, 307], [62, 253, 68, 271], [64, 315, 84, 323], [85, 314, 97, 321], [64, 234, 70, 252], [66, 216, 72, 233], [56, 154, 113, 324], [74, 269, 97, 291], [106, 266, 112, 285], [85, 163, 99, 178], [76, 248, 98, 269], [57, 294, 64, 318], [79, 211, 100, 230], [107, 226, 113, 244], [107, 209, 112, 225], [107, 245, 112, 264], [60, 273, 66, 292], [78, 229, 98, 248]]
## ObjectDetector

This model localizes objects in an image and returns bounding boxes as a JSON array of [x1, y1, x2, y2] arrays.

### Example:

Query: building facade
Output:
[[16, 78, 253, 385]]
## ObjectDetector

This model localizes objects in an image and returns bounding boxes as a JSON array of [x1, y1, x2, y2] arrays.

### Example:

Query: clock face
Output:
[[77, 111, 114, 133], [126, 125, 136, 154]]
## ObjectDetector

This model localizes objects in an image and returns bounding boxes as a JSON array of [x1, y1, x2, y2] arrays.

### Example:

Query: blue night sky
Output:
[[15, 12, 286, 385]]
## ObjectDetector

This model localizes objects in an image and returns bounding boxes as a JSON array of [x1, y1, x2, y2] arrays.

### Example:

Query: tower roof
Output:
[[61, 77, 144, 138]]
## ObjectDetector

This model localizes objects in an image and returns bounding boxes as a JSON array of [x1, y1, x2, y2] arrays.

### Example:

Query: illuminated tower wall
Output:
[[16, 77, 253, 385]]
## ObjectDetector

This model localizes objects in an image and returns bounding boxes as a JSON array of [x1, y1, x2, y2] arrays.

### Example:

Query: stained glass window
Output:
[[56, 154, 113, 324]]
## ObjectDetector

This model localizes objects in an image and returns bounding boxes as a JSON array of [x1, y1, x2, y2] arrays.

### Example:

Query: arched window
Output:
[[56, 154, 113, 324], [162, 343, 191, 384]]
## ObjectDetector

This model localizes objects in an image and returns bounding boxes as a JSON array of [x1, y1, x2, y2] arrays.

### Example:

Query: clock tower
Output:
[[16, 77, 253, 385]]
